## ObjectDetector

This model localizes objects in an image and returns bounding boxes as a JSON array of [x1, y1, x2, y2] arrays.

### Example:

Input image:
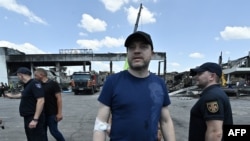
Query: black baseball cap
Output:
[[190, 62, 222, 77], [124, 31, 154, 50], [16, 67, 32, 75]]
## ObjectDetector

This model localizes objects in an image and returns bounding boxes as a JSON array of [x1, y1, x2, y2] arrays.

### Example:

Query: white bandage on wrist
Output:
[[94, 118, 110, 131]]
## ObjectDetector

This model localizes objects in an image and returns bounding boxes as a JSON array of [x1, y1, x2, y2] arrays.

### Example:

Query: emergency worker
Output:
[[188, 62, 233, 141], [16, 67, 45, 141], [0, 82, 5, 97]]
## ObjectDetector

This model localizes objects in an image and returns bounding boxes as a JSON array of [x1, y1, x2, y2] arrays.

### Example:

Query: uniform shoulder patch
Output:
[[206, 101, 219, 113], [35, 83, 42, 88]]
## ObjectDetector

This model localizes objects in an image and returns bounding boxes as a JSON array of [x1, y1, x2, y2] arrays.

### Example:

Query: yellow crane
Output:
[[218, 52, 227, 87]]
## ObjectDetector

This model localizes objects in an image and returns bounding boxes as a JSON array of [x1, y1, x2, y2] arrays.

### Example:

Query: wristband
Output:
[[33, 119, 38, 122]]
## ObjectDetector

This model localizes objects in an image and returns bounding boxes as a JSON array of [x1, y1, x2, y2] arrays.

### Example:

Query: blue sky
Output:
[[0, 0, 250, 74]]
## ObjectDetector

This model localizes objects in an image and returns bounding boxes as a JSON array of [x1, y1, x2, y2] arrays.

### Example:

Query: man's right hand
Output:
[[28, 120, 38, 129]]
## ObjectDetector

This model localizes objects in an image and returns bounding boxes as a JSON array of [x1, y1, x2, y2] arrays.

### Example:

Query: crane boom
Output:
[[133, 3, 143, 33], [124, 3, 143, 70]]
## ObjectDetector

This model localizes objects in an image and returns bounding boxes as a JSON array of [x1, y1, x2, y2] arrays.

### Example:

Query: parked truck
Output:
[[71, 71, 101, 95]]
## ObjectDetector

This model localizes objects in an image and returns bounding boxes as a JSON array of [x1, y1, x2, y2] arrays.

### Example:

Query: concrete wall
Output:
[[0, 48, 8, 84]]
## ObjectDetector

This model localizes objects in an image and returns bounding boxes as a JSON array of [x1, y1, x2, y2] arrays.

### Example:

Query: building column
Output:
[[0, 48, 8, 84], [227, 74, 231, 84], [163, 58, 167, 82], [55, 62, 61, 83], [30, 63, 34, 78], [110, 61, 113, 74], [83, 62, 86, 72], [158, 61, 161, 75], [89, 62, 91, 72]]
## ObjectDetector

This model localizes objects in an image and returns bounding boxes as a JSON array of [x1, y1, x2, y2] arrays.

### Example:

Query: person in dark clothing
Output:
[[0, 118, 4, 129], [16, 67, 45, 141], [34, 68, 65, 141], [188, 62, 233, 141], [0, 82, 5, 97]]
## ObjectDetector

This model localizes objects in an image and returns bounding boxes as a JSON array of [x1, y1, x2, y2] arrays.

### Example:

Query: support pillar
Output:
[[158, 61, 161, 76], [110, 61, 113, 74], [30, 63, 34, 78], [89, 62, 91, 72], [83, 62, 86, 72], [163, 58, 167, 82], [55, 62, 61, 83], [0, 48, 8, 84], [227, 74, 231, 84]]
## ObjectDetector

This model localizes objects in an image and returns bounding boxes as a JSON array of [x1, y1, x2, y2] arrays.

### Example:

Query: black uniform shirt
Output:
[[42, 79, 61, 115], [19, 79, 44, 117], [188, 84, 233, 141]]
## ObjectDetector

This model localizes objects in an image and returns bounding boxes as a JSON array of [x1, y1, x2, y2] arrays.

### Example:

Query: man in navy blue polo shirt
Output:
[[16, 67, 45, 141], [188, 62, 233, 141]]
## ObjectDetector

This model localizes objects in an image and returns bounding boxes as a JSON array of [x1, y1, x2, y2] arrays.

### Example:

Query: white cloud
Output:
[[76, 39, 101, 50], [220, 26, 250, 40], [170, 62, 180, 67], [132, 0, 158, 3], [189, 52, 204, 59], [125, 5, 156, 25], [100, 0, 128, 12], [78, 14, 107, 33], [76, 36, 124, 50], [101, 36, 124, 48], [0, 0, 47, 25], [0, 40, 46, 54]]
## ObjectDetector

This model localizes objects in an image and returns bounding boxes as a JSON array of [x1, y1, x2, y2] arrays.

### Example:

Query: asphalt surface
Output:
[[0, 92, 250, 141]]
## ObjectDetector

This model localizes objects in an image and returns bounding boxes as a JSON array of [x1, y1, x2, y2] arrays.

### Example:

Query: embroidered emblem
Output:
[[35, 83, 42, 88], [206, 101, 219, 113]]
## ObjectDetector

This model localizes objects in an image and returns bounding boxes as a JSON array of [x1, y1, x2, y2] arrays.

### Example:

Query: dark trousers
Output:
[[24, 115, 45, 141], [0, 88, 5, 97], [45, 115, 65, 141]]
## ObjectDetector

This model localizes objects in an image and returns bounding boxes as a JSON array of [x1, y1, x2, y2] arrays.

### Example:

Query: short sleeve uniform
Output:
[[98, 70, 171, 141], [19, 79, 44, 117], [188, 84, 233, 141]]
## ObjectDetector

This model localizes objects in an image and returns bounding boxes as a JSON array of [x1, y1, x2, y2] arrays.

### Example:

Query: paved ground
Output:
[[169, 95, 250, 140], [0, 92, 250, 141]]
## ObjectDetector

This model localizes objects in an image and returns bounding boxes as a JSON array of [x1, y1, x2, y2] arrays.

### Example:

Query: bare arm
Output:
[[93, 102, 111, 141], [5, 93, 21, 99], [205, 120, 223, 141], [55, 92, 63, 121], [29, 97, 44, 128], [160, 106, 176, 141], [34, 97, 44, 119]]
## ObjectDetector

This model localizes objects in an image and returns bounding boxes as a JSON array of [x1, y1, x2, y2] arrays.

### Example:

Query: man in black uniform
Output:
[[188, 62, 233, 141], [16, 67, 45, 141], [34, 68, 65, 141], [189, 62, 233, 141]]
